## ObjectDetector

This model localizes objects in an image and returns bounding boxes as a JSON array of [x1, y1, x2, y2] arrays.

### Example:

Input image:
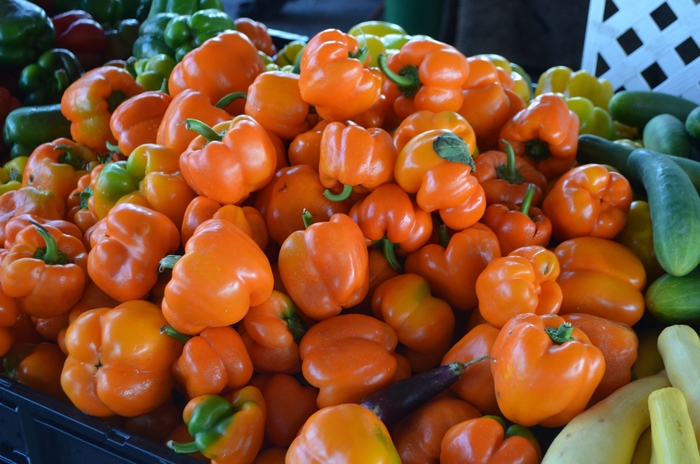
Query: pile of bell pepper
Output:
[[1, 2, 699, 462]]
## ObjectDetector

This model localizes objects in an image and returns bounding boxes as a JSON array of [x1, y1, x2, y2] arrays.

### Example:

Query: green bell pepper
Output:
[[122, 0, 153, 21], [0, 0, 56, 68], [566, 96, 617, 141], [146, 0, 224, 19], [18, 48, 84, 105], [93, 160, 140, 213], [163, 8, 235, 61], [2, 104, 72, 159], [54, 0, 124, 26], [126, 53, 175, 91], [103, 18, 141, 62], [132, 12, 177, 59]]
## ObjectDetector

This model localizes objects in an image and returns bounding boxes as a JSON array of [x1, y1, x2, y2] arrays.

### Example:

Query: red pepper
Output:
[[52, 10, 107, 56]]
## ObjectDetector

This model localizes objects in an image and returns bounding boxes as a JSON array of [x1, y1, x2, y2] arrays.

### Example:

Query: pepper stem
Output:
[[184, 119, 223, 143], [54, 69, 70, 93], [375, 237, 402, 273], [438, 224, 450, 248], [376, 54, 421, 97], [285, 312, 307, 344], [160, 325, 192, 344], [496, 140, 524, 184], [349, 45, 369, 66], [323, 183, 352, 202], [520, 183, 536, 217], [54, 144, 83, 171], [524, 138, 551, 162], [215, 91, 247, 109], [301, 209, 314, 229], [546, 322, 574, 344], [166, 440, 200, 454], [159, 254, 182, 272], [30, 220, 67, 265]]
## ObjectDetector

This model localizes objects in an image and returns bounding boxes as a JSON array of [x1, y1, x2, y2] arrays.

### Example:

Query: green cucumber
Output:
[[627, 148, 700, 276], [646, 268, 700, 325], [2, 104, 72, 159], [577, 134, 700, 193], [686, 106, 700, 140], [608, 90, 698, 130], [642, 114, 693, 158]]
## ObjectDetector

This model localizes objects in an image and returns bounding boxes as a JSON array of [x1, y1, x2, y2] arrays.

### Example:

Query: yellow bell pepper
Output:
[[536, 65, 614, 109], [0, 156, 28, 195]]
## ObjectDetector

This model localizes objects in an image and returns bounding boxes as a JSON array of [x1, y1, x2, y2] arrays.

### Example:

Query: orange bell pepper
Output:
[[553, 236, 647, 327], [458, 57, 513, 151], [442, 323, 501, 415], [287, 119, 331, 169], [180, 195, 221, 247], [352, 247, 402, 314], [490, 313, 606, 427], [1, 221, 88, 318], [61, 66, 145, 153], [392, 395, 481, 464], [234, 17, 277, 57], [0, 186, 66, 245], [22, 138, 99, 203], [278, 212, 369, 321], [378, 38, 470, 119], [395, 128, 486, 230], [561, 313, 638, 406], [161, 218, 274, 335], [253, 372, 318, 448], [168, 30, 266, 116], [499, 92, 580, 179], [3, 213, 81, 249], [349, 92, 401, 132], [542, 163, 632, 241], [156, 88, 238, 156], [372, 273, 456, 357], [392, 109, 476, 155], [349, 183, 433, 271], [61, 300, 183, 417], [298, 28, 383, 121], [476, 245, 563, 329], [319, 121, 397, 201], [473, 140, 548, 207], [440, 416, 540, 464], [87, 202, 180, 302], [66, 167, 101, 234], [244, 70, 311, 141], [405, 223, 501, 311], [109, 90, 172, 157], [0, 288, 19, 357], [3, 341, 69, 402], [254, 164, 353, 247], [163, 325, 254, 399], [286, 403, 400, 463], [179, 117, 277, 205], [122, 398, 182, 445], [479, 183, 553, 255]]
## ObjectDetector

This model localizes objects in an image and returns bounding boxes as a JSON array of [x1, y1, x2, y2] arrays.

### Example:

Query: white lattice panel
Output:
[[581, 0, 700, 103]]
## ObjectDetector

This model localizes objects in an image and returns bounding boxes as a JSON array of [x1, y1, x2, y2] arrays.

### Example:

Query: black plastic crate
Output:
[[0, 377, 201, 464]]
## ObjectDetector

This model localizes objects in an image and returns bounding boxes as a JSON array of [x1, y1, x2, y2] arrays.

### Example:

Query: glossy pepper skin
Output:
[[0, 0, 56, 68], [286, 403, 401, 464], [490, 313, 606, 427], [319, 122, 397, 201], [109, 90, 172, 156], [476, 245, 563, 329], [87, 202, 180, 302], [535, 65, 614, 109], [440, 416, 541, 464], [553, 236, 647, 327], [542, 163, 632, 241], [161, 218, 274, 335], [378, 38, 470, 119], [392, 110, 476, 155], [244, 70, 311, 141], [163, 8, 236, 62], [165, 325, 254, 399], [179, 117, 277, 206], [168, 30, 265, 116], [3, 341, 69, 402], [298, 28, 383, 121], [405, 223, 501, 312], [61, 300, 183, 417], [394, 128, 486, 231], [18, 47, 84, 105], [233, 17, 277, 57], [22, 137, 98, 203], [499, 92, 580, 180], [566, 96, 617, 140], [278, 212, 369, 321], [0, 222, 88, 318], [61, 65, 145, 152], [167, 387, 266, 464], [0, 186, 66, 245]]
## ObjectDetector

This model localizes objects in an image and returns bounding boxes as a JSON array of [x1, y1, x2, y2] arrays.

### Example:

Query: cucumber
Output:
[[642, 114, 693, 158], [627, 149, 700, 276], [608, 90, 698, 130], [577, 134, 700, 193], [646, 268, 700, 325], [687, 106, 700, 140]]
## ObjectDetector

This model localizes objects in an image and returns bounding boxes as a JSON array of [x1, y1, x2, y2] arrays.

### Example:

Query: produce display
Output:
[[1, 0, 700, 463]]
